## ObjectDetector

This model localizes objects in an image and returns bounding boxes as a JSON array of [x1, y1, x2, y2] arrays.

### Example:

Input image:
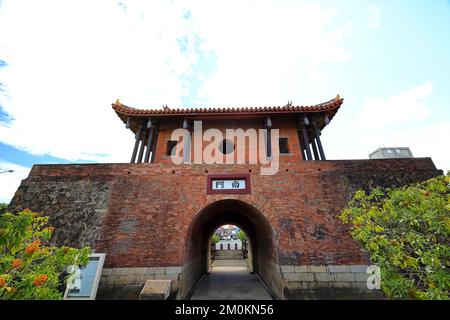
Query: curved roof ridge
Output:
[[112, 94, 343, 116]]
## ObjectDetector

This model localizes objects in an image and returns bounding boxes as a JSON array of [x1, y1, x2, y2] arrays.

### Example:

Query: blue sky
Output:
[[0, 0, 449, 202]]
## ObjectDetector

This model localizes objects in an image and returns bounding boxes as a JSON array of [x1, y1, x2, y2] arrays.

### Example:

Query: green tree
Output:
[[339, 175, 450, 300], [237, 230, 247, 244], [0, 203, 7, 215], [0, 209, 91, 300], [211, 234, 220, 245]]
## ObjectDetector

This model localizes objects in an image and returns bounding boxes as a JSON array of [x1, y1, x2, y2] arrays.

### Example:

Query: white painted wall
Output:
[[215, 239, 242, 250]]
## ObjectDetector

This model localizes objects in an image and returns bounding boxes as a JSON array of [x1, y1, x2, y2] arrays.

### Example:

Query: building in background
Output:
[[369, 147, 413, 159]]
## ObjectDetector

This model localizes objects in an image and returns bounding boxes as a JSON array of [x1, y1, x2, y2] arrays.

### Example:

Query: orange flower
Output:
[[0, 277, 6, 288], [11, 259, 22, 269], [33, 274, 48, 287], [25, 240, 41, 254]]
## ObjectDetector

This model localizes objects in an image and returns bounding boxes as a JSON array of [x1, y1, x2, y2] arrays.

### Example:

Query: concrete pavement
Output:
[[190, 259, 273, 300]]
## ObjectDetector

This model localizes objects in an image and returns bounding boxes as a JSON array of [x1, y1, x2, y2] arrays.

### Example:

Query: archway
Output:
[[179, 199, 281, 299]]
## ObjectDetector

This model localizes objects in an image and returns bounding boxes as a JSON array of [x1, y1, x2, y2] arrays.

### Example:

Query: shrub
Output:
[[339, 175, 449, 300], [0, 209, 90, 300]]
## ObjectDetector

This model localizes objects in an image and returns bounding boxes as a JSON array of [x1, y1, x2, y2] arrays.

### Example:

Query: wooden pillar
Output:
[[310, 133, 320, 160], [144, 126, 154, 163], [265, 117, 272, 159], [313, 122, 326, 160], [137, 131, 146, 163], [182, 119, 191, 163], [300, 123, 313, 160], [150, 127, 159, 163], [296, 130, 306, 160], [266, 128, 272, 158], [130, 125, 143, 163]]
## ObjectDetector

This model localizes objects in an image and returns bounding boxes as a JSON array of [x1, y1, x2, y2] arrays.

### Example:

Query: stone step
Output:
[[214, 250, 243, 260]]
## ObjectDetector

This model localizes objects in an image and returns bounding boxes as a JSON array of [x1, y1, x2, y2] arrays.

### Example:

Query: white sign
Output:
[[212, 179, 246, 190], [64, 253, 105, 300]]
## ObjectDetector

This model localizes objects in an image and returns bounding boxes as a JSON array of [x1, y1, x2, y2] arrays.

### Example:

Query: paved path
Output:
[[190, 259, 272, 300]]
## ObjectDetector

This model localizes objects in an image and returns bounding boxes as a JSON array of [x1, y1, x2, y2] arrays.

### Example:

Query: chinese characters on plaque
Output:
[[211, 179, 246, 190]]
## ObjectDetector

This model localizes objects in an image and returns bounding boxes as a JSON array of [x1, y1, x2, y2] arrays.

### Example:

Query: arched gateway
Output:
[[7, 95, 442, 299], [180, 199, 281, 299]]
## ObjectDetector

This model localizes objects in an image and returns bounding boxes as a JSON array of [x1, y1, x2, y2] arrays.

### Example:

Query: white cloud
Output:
[[354, 81, 433, 130], [190, 1, 353, 106], [0, 161, 31, 203], [0, 0, 353, 163], [367, 4, 381, 30], [325, 81, 449, 173], [0, 0, 201, 162]]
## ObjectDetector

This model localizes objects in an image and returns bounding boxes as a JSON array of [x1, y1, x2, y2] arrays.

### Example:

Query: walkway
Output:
[[190, 259, 273, 300]]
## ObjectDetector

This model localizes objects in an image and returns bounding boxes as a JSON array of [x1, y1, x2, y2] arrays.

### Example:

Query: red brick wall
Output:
[[9, 158, 442, 270], [154, 116, 303, 164]]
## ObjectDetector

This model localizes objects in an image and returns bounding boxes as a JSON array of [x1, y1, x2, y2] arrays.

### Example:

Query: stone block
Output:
[[354, 273, 370, 282], [165, 266, 182, 274], [294, 266, 308, 273], [308, 265, 327, 273], [285, 272, 314, 282], [328, 265, 350, 273], [349, 265, 369, 273], [139, 280, 171, 300], [335, 273, 356, 282], [101, 268, 114, 276], [146, 267, 165, 275], [127, 267, 148, 275], [332, 282, 352, 289], [281, 265, 295, 273], [315, 273, 335, 282]]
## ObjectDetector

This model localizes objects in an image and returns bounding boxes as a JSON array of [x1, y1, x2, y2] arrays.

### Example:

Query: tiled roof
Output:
[[112, 95, 343, 117]]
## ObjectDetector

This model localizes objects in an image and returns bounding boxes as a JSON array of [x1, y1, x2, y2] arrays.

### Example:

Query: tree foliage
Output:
[[211, 234, 220, 245], [0, 203, 7, 215], [339, 175, 450, 300], [0, 209, 90, 300], [237, 230, 247, 244]]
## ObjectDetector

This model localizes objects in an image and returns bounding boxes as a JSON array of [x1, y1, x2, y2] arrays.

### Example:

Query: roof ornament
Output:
[[163, 104, 170, 111], [115, 99, 123, 107], [285, 100, 293, 107], [335, 94, 341, 101]]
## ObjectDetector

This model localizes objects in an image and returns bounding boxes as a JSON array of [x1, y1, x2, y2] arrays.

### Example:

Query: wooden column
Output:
[[265, 117, 272, 159], [144, 126, 154, 163], [296, 130, 306, 160], [137, 131, 146, 163], [130, 125, 143, 163], [310, 133, 320, 160], [150, 127, 159, 163], [313, 122, 326, 160], [182, 119, 191, 163], [300, 123, 313, 160]]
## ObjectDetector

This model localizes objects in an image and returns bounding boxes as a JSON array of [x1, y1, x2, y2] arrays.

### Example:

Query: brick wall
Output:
[[8, 158, 442, 299]]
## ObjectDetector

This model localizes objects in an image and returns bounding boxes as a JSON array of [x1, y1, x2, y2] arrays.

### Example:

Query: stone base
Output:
[[280, 264, 385, 300]]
